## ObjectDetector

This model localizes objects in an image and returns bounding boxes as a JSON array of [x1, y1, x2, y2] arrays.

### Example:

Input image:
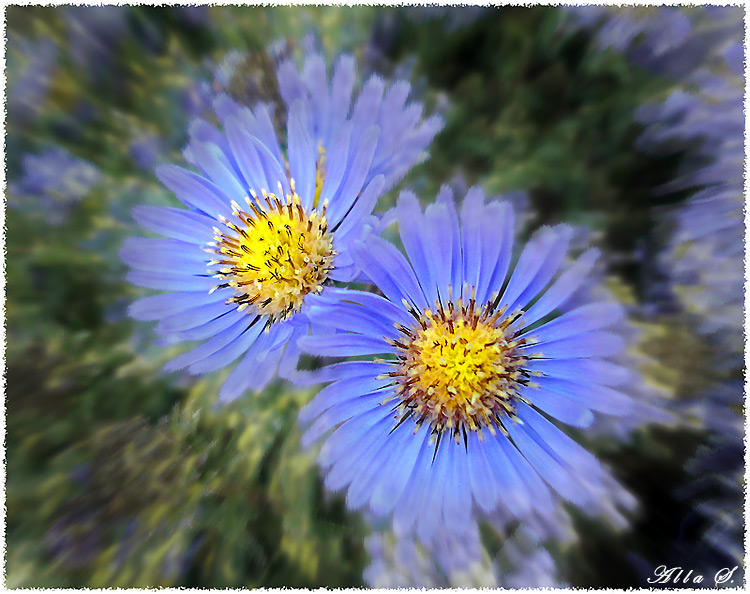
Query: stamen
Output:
[[206, 183, 335, 319], [388, 292, 533, 447]]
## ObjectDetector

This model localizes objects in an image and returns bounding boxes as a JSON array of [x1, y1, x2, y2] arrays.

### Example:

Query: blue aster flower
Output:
[[364, 520, 498, 588], [64, 6, 131, 82], [10, 148, 101, 225], [659, 380, 744, 576], [493, 525, 564, 588], [636, 71, 743, 193], [124, 53, 442, 402], [7, 35, 57, 127], [637, 39, 744, 364], [684, 419, 744, 568], [298, 186, 635, 543], [565, 6, 742, 80], [364, 515, 565, 588], [574, 5, 744, 369]]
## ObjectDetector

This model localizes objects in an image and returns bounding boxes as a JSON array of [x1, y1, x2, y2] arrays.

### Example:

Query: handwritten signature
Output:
[[648, 565, 741, 587]]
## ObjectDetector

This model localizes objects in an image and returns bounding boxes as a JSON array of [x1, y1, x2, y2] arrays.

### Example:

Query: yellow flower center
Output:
[[207, 182, 335, 324], [386, 291, 537, 448]]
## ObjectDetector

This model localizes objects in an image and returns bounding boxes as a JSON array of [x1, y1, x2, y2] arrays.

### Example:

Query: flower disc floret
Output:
[[388, 292, 534, 444], [207, 183, 334, 323]]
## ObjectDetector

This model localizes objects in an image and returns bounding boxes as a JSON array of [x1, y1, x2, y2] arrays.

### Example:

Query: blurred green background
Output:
[[5, 5, 743, 588]]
